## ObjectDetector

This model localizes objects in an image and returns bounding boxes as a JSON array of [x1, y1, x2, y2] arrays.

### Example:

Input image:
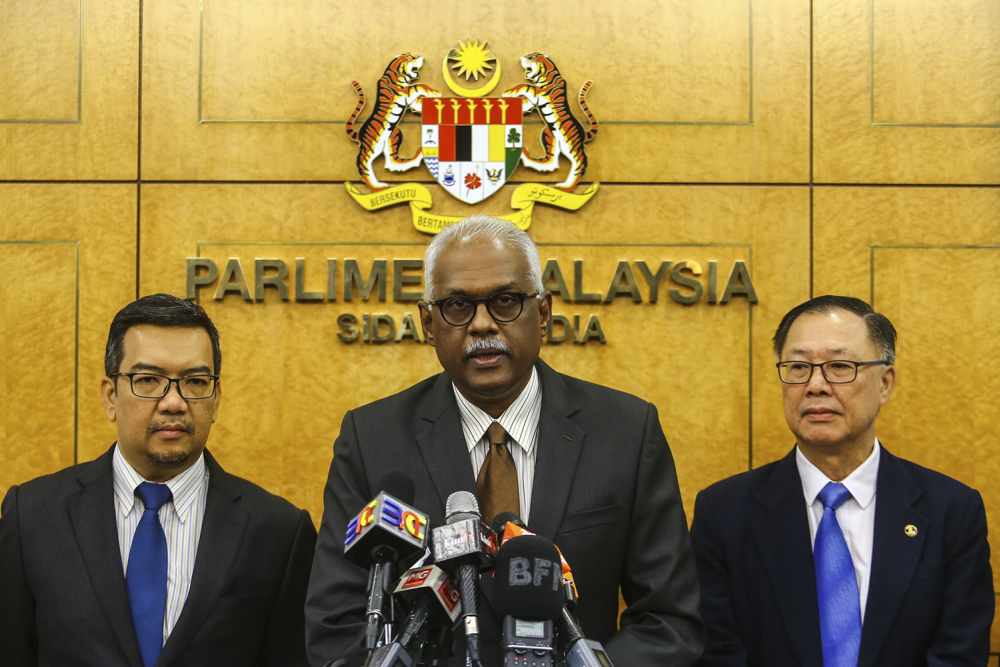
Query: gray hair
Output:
[[773, 295, 897, 364], [423, 216, 544, 300]]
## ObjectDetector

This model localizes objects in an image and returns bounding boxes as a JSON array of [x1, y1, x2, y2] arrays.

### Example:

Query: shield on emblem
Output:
[[421, 97, 523, 204]]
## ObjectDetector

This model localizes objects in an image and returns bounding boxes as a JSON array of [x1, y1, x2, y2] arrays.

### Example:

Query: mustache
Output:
[[464, 337, 510, 359]]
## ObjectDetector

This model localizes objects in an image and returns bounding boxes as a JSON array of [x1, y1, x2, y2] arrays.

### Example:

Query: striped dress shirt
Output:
[[112, 445, 209, 645], [453, 366, 542, 524]]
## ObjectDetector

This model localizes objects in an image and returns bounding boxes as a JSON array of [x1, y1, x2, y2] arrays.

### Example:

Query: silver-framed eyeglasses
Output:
[[425, 291, 541, 327], [776, 360, 891, 384], [112, 372, 219, 399]]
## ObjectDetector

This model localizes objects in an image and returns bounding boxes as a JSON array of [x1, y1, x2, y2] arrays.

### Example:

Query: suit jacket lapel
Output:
[[68, 448, 144, 667], [526, 362, 584, 540], [158, 451, 249, 667], [858, 447, 926, 667], [415, 372, 477, 519], [751, 451, 823, 667]]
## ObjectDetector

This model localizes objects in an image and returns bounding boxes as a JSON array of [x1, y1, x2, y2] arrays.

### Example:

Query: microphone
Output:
[[490, 513, 578, 603], [542, 540, 613, 667], [493, 534, 563, 667], [559, 608, 615, 667], [431, 491, 498, 666], [491, 521, 614, 666], [394, 565, 462, 647], [368, 564, 463, 666], [343, 473, 429, 653]]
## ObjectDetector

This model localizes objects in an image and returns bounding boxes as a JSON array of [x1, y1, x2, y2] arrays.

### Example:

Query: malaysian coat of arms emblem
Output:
[[345, 41, 599, 234]]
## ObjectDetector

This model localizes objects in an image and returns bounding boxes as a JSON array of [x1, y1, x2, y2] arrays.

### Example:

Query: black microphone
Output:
[[493, 534, 563, 667], [491, 513, 579, 605], [559, 608, 615, 667], [343, 473, 429, 653], [552, 549, 614, 667], [431, 491, 499, 666], [369, 564, 462, 666], [394, 565, 462, 648]]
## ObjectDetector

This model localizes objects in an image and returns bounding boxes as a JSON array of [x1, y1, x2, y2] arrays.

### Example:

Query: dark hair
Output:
[[104, 294, 222, 376], [772, 295, 896, 363]]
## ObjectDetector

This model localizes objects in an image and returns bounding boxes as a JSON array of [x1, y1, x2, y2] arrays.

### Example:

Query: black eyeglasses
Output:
[[776, 360, 891, 384], [425, 291, 541, 327], [112, 372, 219, 400]]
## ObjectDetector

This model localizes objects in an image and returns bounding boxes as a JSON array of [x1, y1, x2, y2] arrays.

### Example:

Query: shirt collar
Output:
[[796, 439, 880, 510], [453, 366, 542, 455], [112, 444, 208, 522]]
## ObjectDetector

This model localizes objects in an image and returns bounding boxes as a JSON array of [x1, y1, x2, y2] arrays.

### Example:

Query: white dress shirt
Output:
[[796, 440, 880, 619], [453, 366, 542, 524], [112, 445, 209, 644]]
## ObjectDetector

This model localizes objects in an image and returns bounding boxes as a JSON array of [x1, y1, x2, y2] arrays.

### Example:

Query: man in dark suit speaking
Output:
[[0, 294, 317, 667], [691, 295, 994, 666], [305, 217, 703, 666]]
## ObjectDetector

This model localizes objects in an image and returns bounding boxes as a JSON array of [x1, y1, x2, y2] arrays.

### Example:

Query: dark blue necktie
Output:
[[127, 482, 173, 667], [815, 482, 861, 667]]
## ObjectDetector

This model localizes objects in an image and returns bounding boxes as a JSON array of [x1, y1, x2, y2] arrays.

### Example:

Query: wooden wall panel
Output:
[[812, 186, 1000, 642], [0, 1, 138, 180], [0, 0, 80, 121], [871, 0, 999, 127], [814, 0, 1000, 184], [0, 185, 136, 498], [141, 0, 808, 182], [139, 183, 806, 523], [0, 243, 77, 494]]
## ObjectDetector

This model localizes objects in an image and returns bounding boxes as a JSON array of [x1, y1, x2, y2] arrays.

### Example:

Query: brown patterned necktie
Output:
[[476, 421, 519, 522]]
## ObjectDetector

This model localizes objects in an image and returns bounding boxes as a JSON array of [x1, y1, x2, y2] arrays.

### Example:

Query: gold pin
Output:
[[904, 524, 918, 538]]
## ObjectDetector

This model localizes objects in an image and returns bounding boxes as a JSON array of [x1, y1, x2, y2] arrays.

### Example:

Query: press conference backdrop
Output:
[[1, 0, 998, 653]]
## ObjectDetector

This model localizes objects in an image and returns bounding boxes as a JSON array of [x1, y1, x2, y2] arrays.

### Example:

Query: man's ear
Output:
[[538, 293, 552, 338], [419, 302, 436, 347], [101, 376, 117, 422], [879, 365, 896, 405]]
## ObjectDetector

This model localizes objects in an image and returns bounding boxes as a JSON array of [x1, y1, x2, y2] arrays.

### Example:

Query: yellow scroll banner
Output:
[[345, 182, 600, 235]]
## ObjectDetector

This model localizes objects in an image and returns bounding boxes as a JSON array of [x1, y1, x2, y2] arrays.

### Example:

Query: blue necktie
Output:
[[815, 482, 861, 667], [127, 482, 173, 667]]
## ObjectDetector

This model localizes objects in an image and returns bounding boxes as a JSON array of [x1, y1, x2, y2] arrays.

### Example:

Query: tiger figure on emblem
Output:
[[346, 53, 440, 190], [503, 52, 599, 191]]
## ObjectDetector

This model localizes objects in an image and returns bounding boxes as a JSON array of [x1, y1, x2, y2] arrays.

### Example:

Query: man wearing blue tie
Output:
[[0, 294, 317, 667], [691, 295, 994, 666]]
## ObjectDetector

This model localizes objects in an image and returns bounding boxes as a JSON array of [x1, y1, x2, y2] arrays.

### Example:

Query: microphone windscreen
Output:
[[490, 511, 524, 536], [493, 535, 564, 621], [378, 471, 415, 505], [445, 490, 480, 522]]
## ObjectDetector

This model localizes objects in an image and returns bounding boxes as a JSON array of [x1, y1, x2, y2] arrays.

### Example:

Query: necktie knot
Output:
[[487, 421, 508, 449], [136, 482, 173, 513], [818, 481, 852, 512]]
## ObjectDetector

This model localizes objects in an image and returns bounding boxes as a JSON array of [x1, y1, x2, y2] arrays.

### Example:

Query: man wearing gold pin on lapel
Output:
[[691, 295, 994, 666]]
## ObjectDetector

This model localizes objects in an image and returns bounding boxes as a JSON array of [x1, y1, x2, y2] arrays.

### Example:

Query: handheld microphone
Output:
[[343, 473, 429, 652], [431, 491, 498, 666], [559, 608, 615, 667], [367, 564, 463, 666], [490, 513, 578, 602], [493, 534, 564, 667], [491, 520, 614, 666]]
